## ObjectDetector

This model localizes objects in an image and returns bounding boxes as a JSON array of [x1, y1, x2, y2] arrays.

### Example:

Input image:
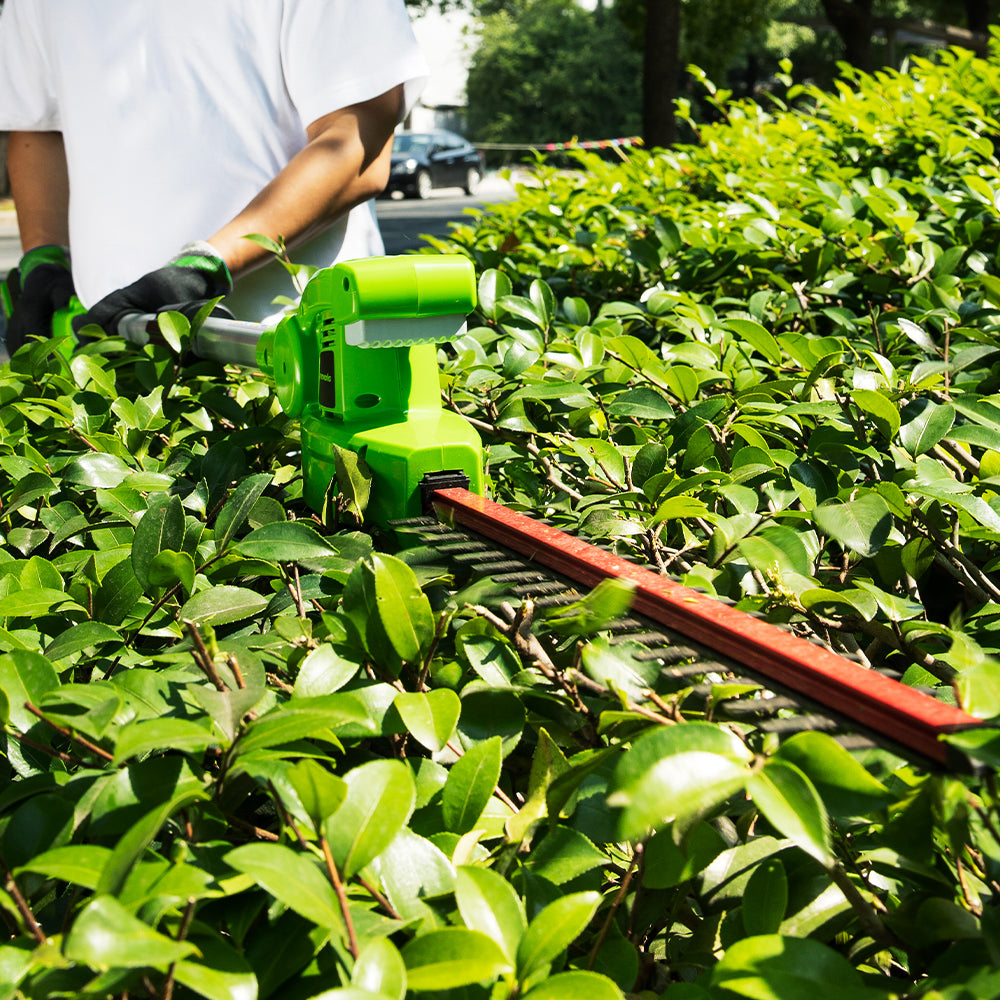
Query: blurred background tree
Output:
[[464, 0, 642, 145]]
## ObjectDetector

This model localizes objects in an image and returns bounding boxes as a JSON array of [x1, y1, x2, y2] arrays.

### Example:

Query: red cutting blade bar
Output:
[[431, 488, 982, 765]]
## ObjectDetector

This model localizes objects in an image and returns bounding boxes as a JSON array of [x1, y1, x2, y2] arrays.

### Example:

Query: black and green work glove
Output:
[[75, 241, 233, 335], [3, 244, 76, 354]]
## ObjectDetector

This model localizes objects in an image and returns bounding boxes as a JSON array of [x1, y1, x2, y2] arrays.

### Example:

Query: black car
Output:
[[385, 130, 485, 199]]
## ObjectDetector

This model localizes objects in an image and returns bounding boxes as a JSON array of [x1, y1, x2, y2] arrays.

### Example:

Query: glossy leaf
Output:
[[742, 858, 788, 936], [394, 688, 461, 752], [455, 864, 527, 963], [225, 843, 344, 932], [522, 970, 624, 1000], [232, 520, 338, 562], [64, 895, 198, 970], [325, 759, 416, 877], [516, 891, 601, 981], [813, 495, 892, 558], [608, 723, 752, 840], [402, 928, 512, 992], [711, 934, 879, 1000], [747, 760, 833, 866], [180, 585, 269, 627], [351, 937, 407, 1000], [442, 735, 502, 835]]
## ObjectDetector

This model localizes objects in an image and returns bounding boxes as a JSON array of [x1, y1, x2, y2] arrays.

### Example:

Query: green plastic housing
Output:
[[258, 255, 484, 523]]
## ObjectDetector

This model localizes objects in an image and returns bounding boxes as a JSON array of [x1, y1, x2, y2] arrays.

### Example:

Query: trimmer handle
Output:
[[117, 313, 268, 368]]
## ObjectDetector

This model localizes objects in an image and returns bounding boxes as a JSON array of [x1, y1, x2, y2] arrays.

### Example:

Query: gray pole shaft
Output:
[[117, 314, 268, 368]]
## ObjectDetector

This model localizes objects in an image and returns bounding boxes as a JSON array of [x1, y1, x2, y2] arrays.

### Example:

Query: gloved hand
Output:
[[4, 245, 76, 354], [74, 241, 232, 335]]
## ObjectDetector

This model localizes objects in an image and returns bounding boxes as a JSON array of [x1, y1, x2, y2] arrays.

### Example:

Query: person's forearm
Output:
[[209, 86, 402, 279], [8, 131, 70, 252]]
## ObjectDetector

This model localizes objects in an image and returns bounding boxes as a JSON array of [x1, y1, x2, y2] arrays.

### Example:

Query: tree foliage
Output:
[[465, 0, 642, 145]]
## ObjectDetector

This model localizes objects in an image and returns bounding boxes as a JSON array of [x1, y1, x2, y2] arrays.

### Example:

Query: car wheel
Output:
[[463, 166, 482, 196], [416, 170, 433, 200]]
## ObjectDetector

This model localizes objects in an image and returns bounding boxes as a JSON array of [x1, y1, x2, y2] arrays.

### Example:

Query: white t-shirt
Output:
[[0, 0, 428, 321]]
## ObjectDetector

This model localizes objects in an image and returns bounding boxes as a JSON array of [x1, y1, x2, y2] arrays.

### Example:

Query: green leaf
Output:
[[0, 650, 59, 732], [16, 845, 112, 889], [180, 585, 269, 627], [147, 550, 196, 596], [351, 937, 407, 1000], [747, 759, 832, 866], [394, 688, 461, 752], [232, 520, 337, 563], [326, 759, 416, 877], [608, 723, 751, 841], [237, 693, 371, 755], [742, 858, 788, 936], [225, 843, 344, 931], [64, 895, 198, 970], [852, 388, 900, 440], [0, 587, 85, 619], [44, 621, 122, 661], [522, 971, 624, 1000], [97, 785, 209, 896], [728, 318, 781, 364], [370, 554, 436, 663], [478, 269, 512, 321], [332, 442, 372, 522], [455, 865, 527, 963], [156, 310, 189, 353], [215, 473, 273, 550], [524, 826, 606, 885], [516, 891, 601, 981], [711, 934, 878, 1000], [899, 399, 956, 457], [542, 577, 635, 635], [61, 453, 134, 489], [174, 934, 259, 1000], [775, 732, 892, 817], [284, 759, 348, 832], [112, 718, 220, 765], [402, 927, 512, 992], [294, 643, 362, 697], [132, 494, 185, 591], [813, 494, 892, 557], [442, 735, 502, 834], [643, 822, 727, 889]]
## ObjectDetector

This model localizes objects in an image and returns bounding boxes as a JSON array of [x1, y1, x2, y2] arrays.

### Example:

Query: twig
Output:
[[956, 856, 984, 916], [357, 875, 402, 921], [0, 853, 46, 943], [225, 813, 279, 842], [25, 702, 114, 763], [587, 842, 642, 970], [266, 672, 295, 694], [227, 654, 247, 690], [826, 861, 904, 953], [321, 837, 359, 960], [185, 621, 227, 692], [162, 898, 197, 1000], [8, 729, 84, 768]]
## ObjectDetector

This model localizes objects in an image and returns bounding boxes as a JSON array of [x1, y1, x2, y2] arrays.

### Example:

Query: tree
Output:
[[642, 0, 681, 146], [465, 0, 642, 146], [819, 0, 875, 69]]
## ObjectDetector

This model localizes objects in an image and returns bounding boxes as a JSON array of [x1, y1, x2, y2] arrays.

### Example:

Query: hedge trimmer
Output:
[[2, 253, 988, 767]]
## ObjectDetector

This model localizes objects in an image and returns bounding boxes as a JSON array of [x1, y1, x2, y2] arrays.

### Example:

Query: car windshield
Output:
[[393, 134, 436, 154]]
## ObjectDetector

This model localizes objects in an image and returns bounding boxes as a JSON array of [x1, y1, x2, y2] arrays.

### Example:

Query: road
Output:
[[0, 173, 517, 282], [376, 174, 515, 254]]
